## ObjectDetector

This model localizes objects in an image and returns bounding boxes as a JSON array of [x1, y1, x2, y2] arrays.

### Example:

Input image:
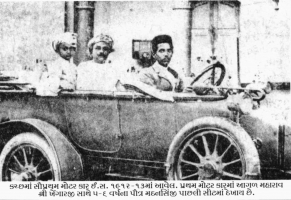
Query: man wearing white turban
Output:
[[77, 34, 120, 91]]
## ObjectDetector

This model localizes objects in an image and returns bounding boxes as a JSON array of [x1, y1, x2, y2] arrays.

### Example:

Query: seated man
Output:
[[138, 35, 184, 92], [77, 34, 120, 91]]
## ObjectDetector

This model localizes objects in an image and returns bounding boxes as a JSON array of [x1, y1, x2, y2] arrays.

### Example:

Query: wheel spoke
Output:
[[202, 135, 210, 156], [223, 159, 241, 168], [181, 158, 203, 168], [8, 168, 20, 174], [30, 148, 35, 165], [13, 155, 24, 170], [222, 171, 242, 180], [37, 168, 51, 177], [22, 147, 28, 166], [189, 144, 203, 160], [181, 172, 199, 180], [35, 158, 44, 170], [219, 143, 232, 159], [212, 134, 219, 156]]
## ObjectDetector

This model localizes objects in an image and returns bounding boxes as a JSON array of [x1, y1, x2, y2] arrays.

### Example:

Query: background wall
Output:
[[94, 1, 190, 74], [94, 0, 290, 83], [0, 1, 289, 84], [240, 0, 290, 83], [0, 2, 64, 71]]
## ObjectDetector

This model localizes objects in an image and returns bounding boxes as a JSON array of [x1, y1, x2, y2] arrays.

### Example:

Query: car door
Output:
[[116, 92, 176, 161], [61, 91, 121, 152]]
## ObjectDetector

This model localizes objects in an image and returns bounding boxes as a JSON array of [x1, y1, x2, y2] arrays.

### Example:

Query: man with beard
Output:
[[77, 34, 119, 91], [138, 35, 184, 92]]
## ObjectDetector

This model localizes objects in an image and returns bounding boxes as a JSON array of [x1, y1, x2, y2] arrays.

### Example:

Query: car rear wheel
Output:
[[167, 118, 260, 180], [0, 132, 60, 181]]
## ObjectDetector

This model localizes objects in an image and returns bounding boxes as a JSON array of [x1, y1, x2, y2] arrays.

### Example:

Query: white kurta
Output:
[[77, 60, 120, 91], [36, 58, 77, 96]]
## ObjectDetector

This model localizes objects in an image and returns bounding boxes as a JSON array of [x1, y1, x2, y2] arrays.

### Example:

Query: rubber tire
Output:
[[167, 117, 260, 180], [0, 132, 61, 181]]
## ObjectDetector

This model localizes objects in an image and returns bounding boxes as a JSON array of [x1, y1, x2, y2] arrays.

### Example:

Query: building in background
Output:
[[0, 0, 289, 87], [0, 2, 64, 71]]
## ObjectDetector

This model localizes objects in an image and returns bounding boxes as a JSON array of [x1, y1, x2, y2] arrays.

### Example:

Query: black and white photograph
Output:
[[0, 0, 290, 199]]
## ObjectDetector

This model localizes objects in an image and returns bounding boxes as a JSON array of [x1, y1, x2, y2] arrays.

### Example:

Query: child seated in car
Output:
[[36, 32, 77, 96]]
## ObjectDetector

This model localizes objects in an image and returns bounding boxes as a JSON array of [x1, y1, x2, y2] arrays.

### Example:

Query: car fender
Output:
[[0, 118, 83, 181]]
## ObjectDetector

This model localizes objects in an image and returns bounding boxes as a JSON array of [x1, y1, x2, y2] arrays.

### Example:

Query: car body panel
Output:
[[0, 93, 67, 133], [118, 99, 234, 162], [284, 125, 291, 169], [118, 99, 176, 161], [63, 96, 121, 152], [240, 115, 279, 168], [0, 89, 290, 178], [240, 90, 291, 170]]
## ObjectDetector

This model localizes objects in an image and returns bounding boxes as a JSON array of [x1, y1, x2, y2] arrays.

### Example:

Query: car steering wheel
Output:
[[189, 62, 226, 95]]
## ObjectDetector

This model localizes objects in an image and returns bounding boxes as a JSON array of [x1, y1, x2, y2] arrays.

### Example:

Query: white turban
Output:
[[88, 34, 114, 50], [52, 32, 77, 52]]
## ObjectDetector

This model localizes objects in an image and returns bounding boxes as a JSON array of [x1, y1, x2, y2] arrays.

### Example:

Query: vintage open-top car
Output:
[[0, 63, 289, 181]]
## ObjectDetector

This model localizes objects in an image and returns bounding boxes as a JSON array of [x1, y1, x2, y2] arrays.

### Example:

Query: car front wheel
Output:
[[0, 132, 60, 181], [167, 117, 260, 180]]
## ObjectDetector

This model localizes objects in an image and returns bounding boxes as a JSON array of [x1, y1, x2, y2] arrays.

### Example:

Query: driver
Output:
[[138, 35, 184, 92]]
